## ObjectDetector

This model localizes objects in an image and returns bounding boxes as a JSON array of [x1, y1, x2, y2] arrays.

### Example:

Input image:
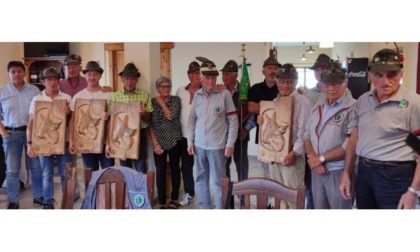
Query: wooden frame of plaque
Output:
[[32, 100, 67, 156], [73, 98, 107, 153], [108, 101, 141, 160], [258, 96, 294, 164]]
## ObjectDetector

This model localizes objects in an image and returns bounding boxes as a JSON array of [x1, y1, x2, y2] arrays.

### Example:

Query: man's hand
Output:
[[225, 146, 234, 157], [101, 86, 114, 93], [398, 191, 418, 209], [187, 145, 195, 155], [283, 151, 296, 166], [339, 173, 353, 201], [239, 129, 249, 140]]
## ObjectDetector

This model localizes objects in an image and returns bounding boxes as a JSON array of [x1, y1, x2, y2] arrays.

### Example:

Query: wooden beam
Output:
[[105, 43, 124, 51]]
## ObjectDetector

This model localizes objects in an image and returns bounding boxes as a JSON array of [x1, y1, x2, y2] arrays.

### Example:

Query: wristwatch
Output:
[[319, 154, 326, 164], [408, 187, 420, 197]]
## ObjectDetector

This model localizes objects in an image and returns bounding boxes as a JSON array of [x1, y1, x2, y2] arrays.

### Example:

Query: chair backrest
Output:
[[221, 177, 306, 209], [61, 163, 76, 209], [84, 167, 155, 209]]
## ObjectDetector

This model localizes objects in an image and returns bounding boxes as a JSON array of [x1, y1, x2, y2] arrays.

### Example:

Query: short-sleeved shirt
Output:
[[70, 88, 113, 112], [59, 76, 88, 98], [0, 83, 40, 127], [29, 90, 72, 142], [176, 84, 197, 137], [110, 88, 153, 129], [149, 96, 182, 150], [355, 85, 420, 161], [248, 80, 279, 143]]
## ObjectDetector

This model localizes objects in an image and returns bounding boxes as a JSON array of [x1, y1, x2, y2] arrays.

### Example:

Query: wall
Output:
[[0, 43, 23, 85], [69, 42, 107, 86]]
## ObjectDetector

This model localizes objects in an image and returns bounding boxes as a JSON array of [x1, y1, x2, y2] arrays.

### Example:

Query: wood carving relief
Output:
[[73, 99, 106, 153], [32, 100, 67, 155], [108, 102, 140, 160], [258, 96, 294, 164]]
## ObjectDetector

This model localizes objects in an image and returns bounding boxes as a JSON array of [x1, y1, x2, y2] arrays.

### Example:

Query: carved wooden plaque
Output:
[[258, 96, 294, 164], [108, 101, 140, 160], [32, 100, 67, 156], [73, 98, 107, 153]]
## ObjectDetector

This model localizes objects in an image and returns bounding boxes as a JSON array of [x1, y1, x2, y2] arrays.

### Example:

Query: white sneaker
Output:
[[179, 193, 194, 207]]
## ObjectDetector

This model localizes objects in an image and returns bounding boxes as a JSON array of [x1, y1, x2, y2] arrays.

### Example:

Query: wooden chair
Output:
[[84, 167, 155, 209], [221, 177, 306, 209], [61, 163, 76, 209]]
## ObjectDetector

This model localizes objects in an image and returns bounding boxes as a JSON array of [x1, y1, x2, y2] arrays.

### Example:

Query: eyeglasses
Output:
[[277, 80, 295, 85], [159, 85, 172, 89]]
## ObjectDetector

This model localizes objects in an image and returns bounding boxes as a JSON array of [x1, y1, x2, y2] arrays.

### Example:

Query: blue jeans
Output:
[[120, 129, 147, 174], [82, 152, 115, 171], [355, 157, 415, 209], [39, 149, 71, 204], [2, 130, 43, 203], [195, 147, 227, 209]]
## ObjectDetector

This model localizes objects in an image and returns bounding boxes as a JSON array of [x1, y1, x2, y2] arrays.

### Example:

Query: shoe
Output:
[[168, 200, 179, 209], [179, 193, 194, 207], [33, 197, 44, 207], [267, 197, 275, 209], [267, 204, 273, 209], [159, 205, 167, 209], [43, 204, 55, 209], [7, 202, 19, 209]]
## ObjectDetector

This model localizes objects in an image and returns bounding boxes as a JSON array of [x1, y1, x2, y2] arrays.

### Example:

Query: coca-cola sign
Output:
[[347, 58, 369, 99], [348, 71, 367, 78]]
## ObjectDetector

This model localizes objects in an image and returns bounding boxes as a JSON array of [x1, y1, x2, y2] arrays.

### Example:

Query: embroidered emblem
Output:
[[396, 99, 408, 109], [134, 194, 145, 207], [333, 113, 343, 122], [214, 106, 222, 114]]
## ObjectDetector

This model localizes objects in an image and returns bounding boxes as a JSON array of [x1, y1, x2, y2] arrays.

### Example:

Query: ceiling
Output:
[[273, 42, 319, 47]]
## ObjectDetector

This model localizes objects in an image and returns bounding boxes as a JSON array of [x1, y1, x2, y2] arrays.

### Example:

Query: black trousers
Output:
[[0, 135, 6, 187], [179, 137, 195, 196]]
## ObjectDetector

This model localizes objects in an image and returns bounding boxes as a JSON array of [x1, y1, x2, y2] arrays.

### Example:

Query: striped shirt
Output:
[[110, 88, 153, 128], [59, 76, 88, 98]]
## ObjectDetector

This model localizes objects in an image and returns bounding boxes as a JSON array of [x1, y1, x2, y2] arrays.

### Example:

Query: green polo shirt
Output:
[[110, 88, 153, 129]]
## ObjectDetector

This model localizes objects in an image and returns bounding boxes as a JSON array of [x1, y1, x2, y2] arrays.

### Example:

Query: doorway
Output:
[[105, 43, 125, 91]]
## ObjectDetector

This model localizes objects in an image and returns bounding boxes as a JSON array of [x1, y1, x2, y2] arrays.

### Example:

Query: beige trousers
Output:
[[269, 155, 305, 209]]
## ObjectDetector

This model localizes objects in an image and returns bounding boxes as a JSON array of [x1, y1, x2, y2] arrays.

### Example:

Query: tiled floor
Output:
[[1, 155, 419, 209]]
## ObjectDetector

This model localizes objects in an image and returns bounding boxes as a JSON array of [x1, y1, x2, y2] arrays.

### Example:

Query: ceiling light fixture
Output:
[[306, 46, 315, 54], [301, 54, 307, 61]]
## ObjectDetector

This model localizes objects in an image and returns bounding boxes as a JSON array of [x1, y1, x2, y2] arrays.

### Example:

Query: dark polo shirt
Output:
[[248, 80, 279, 143]]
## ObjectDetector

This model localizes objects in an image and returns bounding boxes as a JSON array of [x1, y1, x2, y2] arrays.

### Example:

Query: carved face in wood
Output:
[[77, 107, 100, 140], [37, 113, 62, 144], [262, 112, 288, 151], [112, 114, 136, 150]]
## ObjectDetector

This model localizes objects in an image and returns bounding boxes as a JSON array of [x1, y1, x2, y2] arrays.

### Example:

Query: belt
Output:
[[5, 126, 27, 131], [360, 156, 415, 168]]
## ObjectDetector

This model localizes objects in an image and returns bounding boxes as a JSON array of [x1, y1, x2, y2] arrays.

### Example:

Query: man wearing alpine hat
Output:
[[340, 47, 420, 209], [187, 57, 238, 209]]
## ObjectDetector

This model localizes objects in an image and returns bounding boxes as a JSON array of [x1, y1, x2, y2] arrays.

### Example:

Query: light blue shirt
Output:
[[0, 83, 40, 127]]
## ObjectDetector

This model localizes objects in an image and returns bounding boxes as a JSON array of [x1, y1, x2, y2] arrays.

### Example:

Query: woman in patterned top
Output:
[[148, 76, 182, 209]]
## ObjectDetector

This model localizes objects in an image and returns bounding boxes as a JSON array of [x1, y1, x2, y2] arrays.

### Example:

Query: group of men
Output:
[[1, 46, 420, 209]]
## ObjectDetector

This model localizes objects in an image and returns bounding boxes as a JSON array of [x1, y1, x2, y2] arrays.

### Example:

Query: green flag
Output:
[[239, 56, 250, 105]]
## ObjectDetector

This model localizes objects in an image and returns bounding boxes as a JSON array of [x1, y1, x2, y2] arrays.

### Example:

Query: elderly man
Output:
[[0, 61, 43, 209], [107, 63, 153, 174], [340, 48, 420, 209], [175, 61, 201, 206], [187, 57, 238, 209], [259, 64, 311, 209], [221, 60, 253, 183], [303, 61, 356, 209]]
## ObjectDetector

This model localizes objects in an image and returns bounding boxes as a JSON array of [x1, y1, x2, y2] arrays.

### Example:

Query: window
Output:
[[296, 68, 317, 90]]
